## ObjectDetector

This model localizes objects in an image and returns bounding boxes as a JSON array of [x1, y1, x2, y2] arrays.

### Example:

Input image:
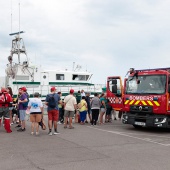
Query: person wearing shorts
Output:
[[28, 92, 43, 135], [99, 93, 107, 125], [64, 89, 77, 129], [17, 87, 28, 132], [45, 87, 61, 136]]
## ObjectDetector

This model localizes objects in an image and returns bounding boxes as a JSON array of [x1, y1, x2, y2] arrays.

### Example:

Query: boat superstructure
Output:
[[5, 32, 104, 99]]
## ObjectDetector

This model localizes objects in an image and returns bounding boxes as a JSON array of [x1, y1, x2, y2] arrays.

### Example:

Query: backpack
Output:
[[22, 93, 29, 108], [0, 92, 10, 106], [48, 93, 57, 108]]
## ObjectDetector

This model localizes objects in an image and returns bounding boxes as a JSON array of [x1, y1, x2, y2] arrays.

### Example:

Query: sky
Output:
[[1, 0, 170, 85]]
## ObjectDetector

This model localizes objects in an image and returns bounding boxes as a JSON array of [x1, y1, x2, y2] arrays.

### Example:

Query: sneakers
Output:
[[31, 132, 34, 135], [57, 121, 62, 125], [53, 131, 60, 135], [15, 125, 21, 128], [48, 131, 52, 136], [17, 128, 26, 132], [48, 129, 60, 135], [36, 132, 39, 136]]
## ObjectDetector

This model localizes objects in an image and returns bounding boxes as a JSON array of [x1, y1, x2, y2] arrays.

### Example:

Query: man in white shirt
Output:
[[64, 89, 77, 129], [81, 89, 85, 97]]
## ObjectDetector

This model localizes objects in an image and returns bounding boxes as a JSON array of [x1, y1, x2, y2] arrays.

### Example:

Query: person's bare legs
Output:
[[53, 121, 57, 130], [31, 122, 35, 134], [69, 117, 73, 127], [64, 117, 68, 127], [21, 120, 25, 129], [10, 110, 13, 124], [48, 120, 52, 129], [35, 122, 39, 134], [99, 112, 105, 124]]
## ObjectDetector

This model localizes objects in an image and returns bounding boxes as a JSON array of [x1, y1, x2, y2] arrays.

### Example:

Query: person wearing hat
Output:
[[63, 89, 77, 129], [45, 86, 61, 136], [17, 87, 28, 132]]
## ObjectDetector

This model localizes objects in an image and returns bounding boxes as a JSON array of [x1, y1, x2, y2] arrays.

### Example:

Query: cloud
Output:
[[0, 0, 170, 85]]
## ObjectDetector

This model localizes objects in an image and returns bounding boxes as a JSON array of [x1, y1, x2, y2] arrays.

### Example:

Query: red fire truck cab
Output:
[[107, 67, 170, 128]]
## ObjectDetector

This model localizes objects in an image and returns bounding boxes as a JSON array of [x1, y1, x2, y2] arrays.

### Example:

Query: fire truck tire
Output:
[[133, 125, 142, 129]]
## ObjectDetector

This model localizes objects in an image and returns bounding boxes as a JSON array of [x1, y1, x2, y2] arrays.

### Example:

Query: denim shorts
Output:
[[19, 110, 26, 121], [100, 108, 106, 113], [9, 107, 13, 111]]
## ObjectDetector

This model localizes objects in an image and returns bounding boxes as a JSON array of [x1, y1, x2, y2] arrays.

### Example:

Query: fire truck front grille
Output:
[[130, 105, 153, 113]]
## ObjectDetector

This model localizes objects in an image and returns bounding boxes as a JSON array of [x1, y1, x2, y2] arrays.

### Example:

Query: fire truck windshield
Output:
[[126, 75, 166, 94]]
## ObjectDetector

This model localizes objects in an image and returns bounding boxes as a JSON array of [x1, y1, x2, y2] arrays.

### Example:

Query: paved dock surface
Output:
[[1, 116, 170, 170]]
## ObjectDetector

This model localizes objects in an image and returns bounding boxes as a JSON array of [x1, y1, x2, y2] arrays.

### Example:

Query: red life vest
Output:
[[0, 92, 12, 107]]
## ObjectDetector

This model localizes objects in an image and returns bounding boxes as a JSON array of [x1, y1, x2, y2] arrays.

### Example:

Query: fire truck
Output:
[[107, 67, 170, 128]]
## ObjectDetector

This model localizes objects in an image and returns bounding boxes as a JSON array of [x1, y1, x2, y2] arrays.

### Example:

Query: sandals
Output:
[[64, 125, 74, 129], [36, 132, 39, 135], [68, 126, 74, 129]]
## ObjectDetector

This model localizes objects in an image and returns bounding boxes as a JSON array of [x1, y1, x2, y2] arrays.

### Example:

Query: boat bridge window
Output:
[[56, 74, 65, 80], [72, 75, 89, 81]]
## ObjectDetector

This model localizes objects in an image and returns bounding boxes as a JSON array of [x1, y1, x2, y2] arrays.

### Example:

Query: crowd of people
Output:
[[0, 86, 121, 135]]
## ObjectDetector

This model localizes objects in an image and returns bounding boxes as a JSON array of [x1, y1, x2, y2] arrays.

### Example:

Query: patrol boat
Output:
[[5, 31, 104, 99]]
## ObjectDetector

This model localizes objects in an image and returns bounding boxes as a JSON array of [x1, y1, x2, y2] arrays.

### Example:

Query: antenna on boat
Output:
[[73, 62, 75, 71], [19, 0, 21, 35], [6, 0, 29, 79], [11, 0, 13, 33], [8, 0, 27, 64]]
